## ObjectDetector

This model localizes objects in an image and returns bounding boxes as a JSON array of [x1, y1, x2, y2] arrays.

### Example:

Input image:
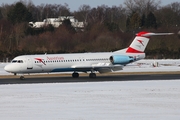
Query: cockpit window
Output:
[[12, 60, 17, 63], [18, 60, 23, 63], [11, 60, 23, 63]]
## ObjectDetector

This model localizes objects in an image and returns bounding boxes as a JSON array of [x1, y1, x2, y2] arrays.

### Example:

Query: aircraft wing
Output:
[[71, 63, 123, 73]]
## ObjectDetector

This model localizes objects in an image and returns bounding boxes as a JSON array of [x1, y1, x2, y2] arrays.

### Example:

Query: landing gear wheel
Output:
[[20, 76, 25, 80], [72, 73, 79, 78], [89, 73, 96, 78]]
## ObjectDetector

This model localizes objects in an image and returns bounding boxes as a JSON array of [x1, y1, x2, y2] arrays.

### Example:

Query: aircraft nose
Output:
[[4, 64, 12, 72]]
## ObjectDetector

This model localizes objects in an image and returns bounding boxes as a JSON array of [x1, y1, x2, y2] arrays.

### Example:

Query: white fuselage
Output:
[[4, 52, 145, 74]]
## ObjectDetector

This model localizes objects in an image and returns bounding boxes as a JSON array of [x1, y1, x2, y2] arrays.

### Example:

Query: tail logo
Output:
[[137, 40, 144, 46]]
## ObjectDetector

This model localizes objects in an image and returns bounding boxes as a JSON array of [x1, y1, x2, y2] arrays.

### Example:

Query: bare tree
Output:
[[0, 3, 14, 19], [155, 2, 180, 28], [124, 0, 161, 15], [168, 2, 180, 15], [88, 5, 109, 24], [57, 3, 71, 16], [75, 5, 91, 22]]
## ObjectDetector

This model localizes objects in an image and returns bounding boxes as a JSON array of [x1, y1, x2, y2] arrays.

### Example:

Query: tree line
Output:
[[0, 0, 180, 61]]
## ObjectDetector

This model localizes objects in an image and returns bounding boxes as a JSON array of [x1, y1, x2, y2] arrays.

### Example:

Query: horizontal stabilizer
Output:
[[139, 32, 174, 37]]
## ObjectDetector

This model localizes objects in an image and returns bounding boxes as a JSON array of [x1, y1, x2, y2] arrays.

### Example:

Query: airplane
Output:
[[4, 31, 173, 80]]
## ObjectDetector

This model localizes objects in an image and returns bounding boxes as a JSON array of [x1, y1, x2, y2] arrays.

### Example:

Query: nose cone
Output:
[[4, 64, 21, 73], [4, 64, 12, 72]]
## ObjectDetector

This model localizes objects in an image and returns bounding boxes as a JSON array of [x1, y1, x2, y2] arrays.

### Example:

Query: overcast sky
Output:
[[0, 0, 178, 11]]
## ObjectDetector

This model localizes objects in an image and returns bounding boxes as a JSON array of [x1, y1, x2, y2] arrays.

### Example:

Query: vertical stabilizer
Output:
[[114, 31, 173, 53], [126, 31, 150, 53], [126, 31, 174, 53]]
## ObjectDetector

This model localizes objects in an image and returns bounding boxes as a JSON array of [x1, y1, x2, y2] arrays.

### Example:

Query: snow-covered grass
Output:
[[0, 81, 180, 120], [0, 60, 180, 120]]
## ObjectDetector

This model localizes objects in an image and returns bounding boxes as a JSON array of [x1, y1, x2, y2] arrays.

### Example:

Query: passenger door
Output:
[[26, 57, 33, 69]]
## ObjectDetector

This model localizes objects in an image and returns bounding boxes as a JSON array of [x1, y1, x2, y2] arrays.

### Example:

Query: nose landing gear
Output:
[[20, 76, 25, 80]]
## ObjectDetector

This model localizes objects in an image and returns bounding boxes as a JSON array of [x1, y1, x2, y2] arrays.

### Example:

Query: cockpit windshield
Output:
[[12, 60, 23, 63]]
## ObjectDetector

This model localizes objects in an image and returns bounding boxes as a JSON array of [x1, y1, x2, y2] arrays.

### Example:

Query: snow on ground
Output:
[[122, 59, 180, 72], [0, 81, 180, 120], [0, 60, 180, 120]]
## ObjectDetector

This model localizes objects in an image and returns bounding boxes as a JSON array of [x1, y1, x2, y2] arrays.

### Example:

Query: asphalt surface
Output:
[[0, 73, 180, 84]]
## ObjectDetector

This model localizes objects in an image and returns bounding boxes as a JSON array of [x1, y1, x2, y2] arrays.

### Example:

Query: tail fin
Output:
[[126, 31, 173, 53]]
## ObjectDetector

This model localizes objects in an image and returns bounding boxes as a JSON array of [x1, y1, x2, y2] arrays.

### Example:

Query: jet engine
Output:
[[110, 55, 134, 65]]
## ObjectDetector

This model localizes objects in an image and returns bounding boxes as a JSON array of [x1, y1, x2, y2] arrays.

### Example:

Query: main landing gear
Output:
[[72, 72, 96, 78], [89, 73, 96, 78], [72, 72, 79, 78]]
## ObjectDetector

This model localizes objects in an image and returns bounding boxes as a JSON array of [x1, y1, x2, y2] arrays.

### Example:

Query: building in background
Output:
[[29, 16, 85, 30]]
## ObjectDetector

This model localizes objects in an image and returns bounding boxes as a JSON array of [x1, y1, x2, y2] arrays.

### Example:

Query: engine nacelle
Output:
[[110, 55, 134, 65]]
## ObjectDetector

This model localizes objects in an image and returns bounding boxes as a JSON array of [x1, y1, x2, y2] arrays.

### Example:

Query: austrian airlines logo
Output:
[[137, 40, 144, 46], [35, 58, 46, 65]]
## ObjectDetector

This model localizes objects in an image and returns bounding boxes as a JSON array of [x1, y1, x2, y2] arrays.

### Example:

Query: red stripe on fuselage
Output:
[[126, 47, 144, 53]]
